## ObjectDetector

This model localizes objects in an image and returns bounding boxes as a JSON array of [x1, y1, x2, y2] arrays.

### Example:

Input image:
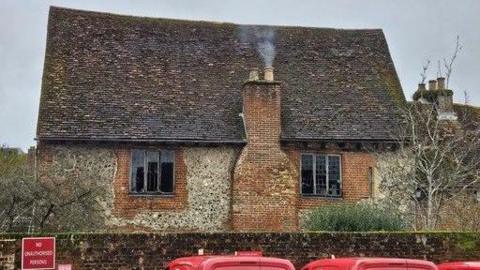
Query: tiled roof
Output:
[[37, 7, 405, 143], [454, 103, 480, 132]]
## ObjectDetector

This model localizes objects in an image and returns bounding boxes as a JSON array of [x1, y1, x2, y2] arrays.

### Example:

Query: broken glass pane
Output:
[[160, 150, 174, 193]]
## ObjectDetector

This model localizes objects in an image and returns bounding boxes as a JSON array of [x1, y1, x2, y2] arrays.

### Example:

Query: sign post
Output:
[[21, 237, 55, 270]]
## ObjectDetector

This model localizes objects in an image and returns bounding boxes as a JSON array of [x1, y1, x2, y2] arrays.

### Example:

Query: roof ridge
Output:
[[453, 103, 480, 109], [49, 5, 384, 32]]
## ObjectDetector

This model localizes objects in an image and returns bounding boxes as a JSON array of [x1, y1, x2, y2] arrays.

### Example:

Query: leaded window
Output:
[[301, 154, 341, 197], [130, 150, 175, 194]]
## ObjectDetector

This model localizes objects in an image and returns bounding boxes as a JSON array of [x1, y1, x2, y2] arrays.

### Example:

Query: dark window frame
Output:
[[300, 153, 342, 198], [129, 149, 176, 196]]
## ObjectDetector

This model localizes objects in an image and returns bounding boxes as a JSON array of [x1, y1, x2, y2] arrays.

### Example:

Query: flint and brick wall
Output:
[[109, 146, 240, 231], [2, 232, 480, 270], [37, 142, 240, 232], [112, 147, 188, 218], [37, 140, 378, 232]]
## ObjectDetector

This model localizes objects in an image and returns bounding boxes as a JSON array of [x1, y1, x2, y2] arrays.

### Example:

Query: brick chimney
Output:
[[428, 79, 437, 91], [435, 77, 457, 121], [232, 68, 298, 231], [413, 77, 457, 121]]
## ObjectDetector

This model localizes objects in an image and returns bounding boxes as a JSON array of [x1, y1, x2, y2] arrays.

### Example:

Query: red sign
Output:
[[234, 251, 263, 256], [22, 237, 56, 270]]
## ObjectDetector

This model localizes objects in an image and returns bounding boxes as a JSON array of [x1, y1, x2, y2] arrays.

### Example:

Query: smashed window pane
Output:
[[160, 150, 174, 193]]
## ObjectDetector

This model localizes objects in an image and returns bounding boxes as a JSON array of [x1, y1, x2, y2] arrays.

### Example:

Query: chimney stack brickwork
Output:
[[435, 77, 457, 121], [264, 67, 274, 81], [413, 77, 457, 121], [232, 79, 298, 231], [428, 80, 437, 91], [437, 77, 446, 90]]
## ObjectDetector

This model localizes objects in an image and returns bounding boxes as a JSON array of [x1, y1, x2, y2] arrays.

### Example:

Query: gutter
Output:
[[35, 137, 398, 145], [35, 136, 247, 145], [280, 137, 399, 143]]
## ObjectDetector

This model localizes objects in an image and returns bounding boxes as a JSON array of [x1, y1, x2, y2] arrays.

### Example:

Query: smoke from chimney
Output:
[[238, 26, 276, 68]]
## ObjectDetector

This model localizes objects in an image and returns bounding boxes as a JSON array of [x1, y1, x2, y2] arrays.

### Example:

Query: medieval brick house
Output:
[[36, 7, 405, 232]]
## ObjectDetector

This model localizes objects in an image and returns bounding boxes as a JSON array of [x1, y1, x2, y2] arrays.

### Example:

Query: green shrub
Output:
[[304, 203, 407, 231]]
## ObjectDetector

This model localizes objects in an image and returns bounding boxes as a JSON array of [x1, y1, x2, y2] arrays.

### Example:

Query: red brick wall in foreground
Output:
[[2, 232, 480, 270]]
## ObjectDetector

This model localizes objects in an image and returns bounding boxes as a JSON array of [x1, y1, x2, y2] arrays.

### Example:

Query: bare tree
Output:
[[0, 145, 106, 232], [376, 103, 480, 230], [443, 35, 462, 88], [419, 59, 431, 84], [437, 60, 442, 78]]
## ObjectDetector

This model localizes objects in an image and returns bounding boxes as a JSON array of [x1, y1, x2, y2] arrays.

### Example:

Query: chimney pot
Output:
[[418, 83, 426, 91], [248, 69, 259, 81], [437, 77, 446, 90], [264, 67, 274, 81], [428, 80, 437, 91]]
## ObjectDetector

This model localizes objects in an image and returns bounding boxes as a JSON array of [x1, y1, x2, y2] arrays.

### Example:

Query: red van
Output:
[[437, 262, 480, 270], [168, 254, 295, 270], [301, 258, 437, 270]]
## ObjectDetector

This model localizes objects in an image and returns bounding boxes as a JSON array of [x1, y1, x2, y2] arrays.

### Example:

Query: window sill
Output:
[[128, 192, 175, 198], [301, 194, 343, 200]]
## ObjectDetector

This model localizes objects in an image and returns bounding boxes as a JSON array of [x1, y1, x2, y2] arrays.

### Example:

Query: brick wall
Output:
[[1, 232, 479, 269], [283, 147, 375, 227], [284, 148, 375, 209], [232, 80, 298, 231], [112, 147, 188, 218], [437, 194, 480, 231], [0, 239, 15, 270]]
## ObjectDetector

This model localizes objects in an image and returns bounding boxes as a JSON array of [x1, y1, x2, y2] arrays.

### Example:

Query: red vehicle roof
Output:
[[301, 257, 437, 270], [438, 262, 480, 270], [168, 255, 295, 270]]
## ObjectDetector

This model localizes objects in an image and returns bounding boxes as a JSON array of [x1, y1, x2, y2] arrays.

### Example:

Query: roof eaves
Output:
[[280, 137, 399, 143], [36, 136, 246, 145]]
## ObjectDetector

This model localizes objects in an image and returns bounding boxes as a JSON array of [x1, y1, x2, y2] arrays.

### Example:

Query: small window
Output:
[[301, 154, 342, 197], [130, 150, 175, 194]]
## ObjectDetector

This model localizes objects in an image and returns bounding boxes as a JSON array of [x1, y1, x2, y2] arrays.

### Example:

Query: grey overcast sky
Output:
[[1, 0, 479, 150]]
